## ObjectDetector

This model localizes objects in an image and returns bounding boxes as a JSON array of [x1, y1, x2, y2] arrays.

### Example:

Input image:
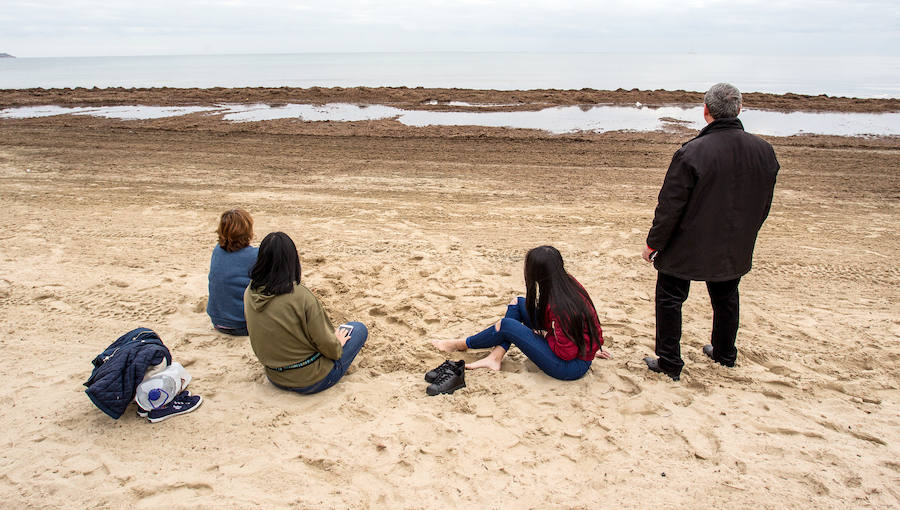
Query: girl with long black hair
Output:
[[244, 231, 368, 394], [433, 246, 608, 380]]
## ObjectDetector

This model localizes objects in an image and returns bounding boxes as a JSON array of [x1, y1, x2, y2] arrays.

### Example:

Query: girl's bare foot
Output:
[[431, 339, 467, 353], [465, 346, 506, 371], [465, 356, 502, 371]]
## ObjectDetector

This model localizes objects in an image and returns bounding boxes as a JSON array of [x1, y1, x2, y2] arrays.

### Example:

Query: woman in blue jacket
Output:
[[207, 208, 258, 336]]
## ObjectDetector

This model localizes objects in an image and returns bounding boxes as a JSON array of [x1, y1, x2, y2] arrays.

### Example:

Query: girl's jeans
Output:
[[465, 297, 590, 381], [274, 321, 368, 394], [214, 324, 249, 336]]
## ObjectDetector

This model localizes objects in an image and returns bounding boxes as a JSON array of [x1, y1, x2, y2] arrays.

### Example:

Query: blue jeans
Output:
[[465, 298, 591, 381], [214, 324, 249, 336], [277, 322, 368, 394]]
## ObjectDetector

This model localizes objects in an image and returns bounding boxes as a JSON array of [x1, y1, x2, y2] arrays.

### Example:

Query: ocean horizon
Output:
[[2, 52, 899, 99]]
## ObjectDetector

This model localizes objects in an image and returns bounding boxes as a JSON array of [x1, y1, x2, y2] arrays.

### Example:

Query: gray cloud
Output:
[[1, 0, 898, 57]]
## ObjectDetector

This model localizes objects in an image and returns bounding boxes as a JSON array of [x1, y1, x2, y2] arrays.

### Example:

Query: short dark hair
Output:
[[704, 82, 742, 119], [217, 208, 253, 252], [249, 232, 301, 296]]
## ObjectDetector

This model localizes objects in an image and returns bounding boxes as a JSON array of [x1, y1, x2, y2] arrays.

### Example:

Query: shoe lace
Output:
[[170, 394, 193, 406], [435, 360, 453, 372], [433, 368, 457, 384]]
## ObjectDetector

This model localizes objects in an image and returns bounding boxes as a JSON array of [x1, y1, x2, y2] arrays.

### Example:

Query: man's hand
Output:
[[642, 245, 656, 263]]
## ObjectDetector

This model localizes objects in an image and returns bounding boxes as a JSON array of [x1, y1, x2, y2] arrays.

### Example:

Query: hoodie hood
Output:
[[247, 286, 278, 312]]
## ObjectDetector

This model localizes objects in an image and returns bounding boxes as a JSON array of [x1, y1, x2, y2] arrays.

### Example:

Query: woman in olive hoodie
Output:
[[244, 232, 368, 394]]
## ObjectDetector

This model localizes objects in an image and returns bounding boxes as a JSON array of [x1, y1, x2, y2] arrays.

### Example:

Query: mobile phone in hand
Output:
[[338, 324, 354, 336]]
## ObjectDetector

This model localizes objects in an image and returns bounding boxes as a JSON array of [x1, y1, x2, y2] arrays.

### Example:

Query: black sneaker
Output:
[[425, 360, 464, 383], [148, 391, 202, 423], [643, 357, 680, 381], [426, 361, 465, 396]]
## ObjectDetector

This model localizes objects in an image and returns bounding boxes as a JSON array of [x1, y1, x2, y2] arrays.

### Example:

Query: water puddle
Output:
[[424, 100, 526, 107], [2, 103, 898, 137], [0, 105, 216, 119], [218, 103, 404, 122], [0, 105, 89, 118], [70, 105, 217, 119], [401, 105, 706, 134]]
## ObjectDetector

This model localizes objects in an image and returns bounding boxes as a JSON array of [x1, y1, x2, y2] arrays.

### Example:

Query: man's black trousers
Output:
[[655, 272, 741, 375]]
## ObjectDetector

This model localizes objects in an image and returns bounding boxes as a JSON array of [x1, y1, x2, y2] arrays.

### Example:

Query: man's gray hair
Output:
[[704, 82, 742, 119]]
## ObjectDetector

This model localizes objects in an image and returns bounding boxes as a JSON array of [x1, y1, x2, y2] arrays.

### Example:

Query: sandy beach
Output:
[[0, 87, 898, 509]]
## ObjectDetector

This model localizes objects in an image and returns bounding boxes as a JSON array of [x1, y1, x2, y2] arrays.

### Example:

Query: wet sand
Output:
[[0, 87, 898, 508]]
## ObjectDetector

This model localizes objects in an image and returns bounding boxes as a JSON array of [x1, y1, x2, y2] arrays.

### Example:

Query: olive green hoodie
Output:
[[244, 282, 341, 388]]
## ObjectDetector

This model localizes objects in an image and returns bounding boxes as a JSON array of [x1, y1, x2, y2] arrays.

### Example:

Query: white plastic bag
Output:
[[135, 362, 191, 411]]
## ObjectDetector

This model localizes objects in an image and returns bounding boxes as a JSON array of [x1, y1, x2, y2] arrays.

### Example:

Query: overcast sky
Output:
[[2, 0, 898, 58]]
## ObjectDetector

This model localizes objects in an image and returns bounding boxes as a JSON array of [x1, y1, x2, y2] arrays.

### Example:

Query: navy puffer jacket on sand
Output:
[[84, 328, 171, 419]]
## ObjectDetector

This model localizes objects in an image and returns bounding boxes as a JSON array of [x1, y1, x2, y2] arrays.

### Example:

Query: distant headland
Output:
[[0, 53, 14, 58]]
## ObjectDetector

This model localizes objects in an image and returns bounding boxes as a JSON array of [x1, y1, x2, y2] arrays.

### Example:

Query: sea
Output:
[[3, 52, 900, 136], [2, 52, 900, 99]]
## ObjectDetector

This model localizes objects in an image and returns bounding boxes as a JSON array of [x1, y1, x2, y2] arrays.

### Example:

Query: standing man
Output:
[[642, 83, 779, 381]]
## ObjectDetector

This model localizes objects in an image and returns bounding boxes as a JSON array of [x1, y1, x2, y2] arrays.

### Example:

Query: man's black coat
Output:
[[647, 117, 779, 281]]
